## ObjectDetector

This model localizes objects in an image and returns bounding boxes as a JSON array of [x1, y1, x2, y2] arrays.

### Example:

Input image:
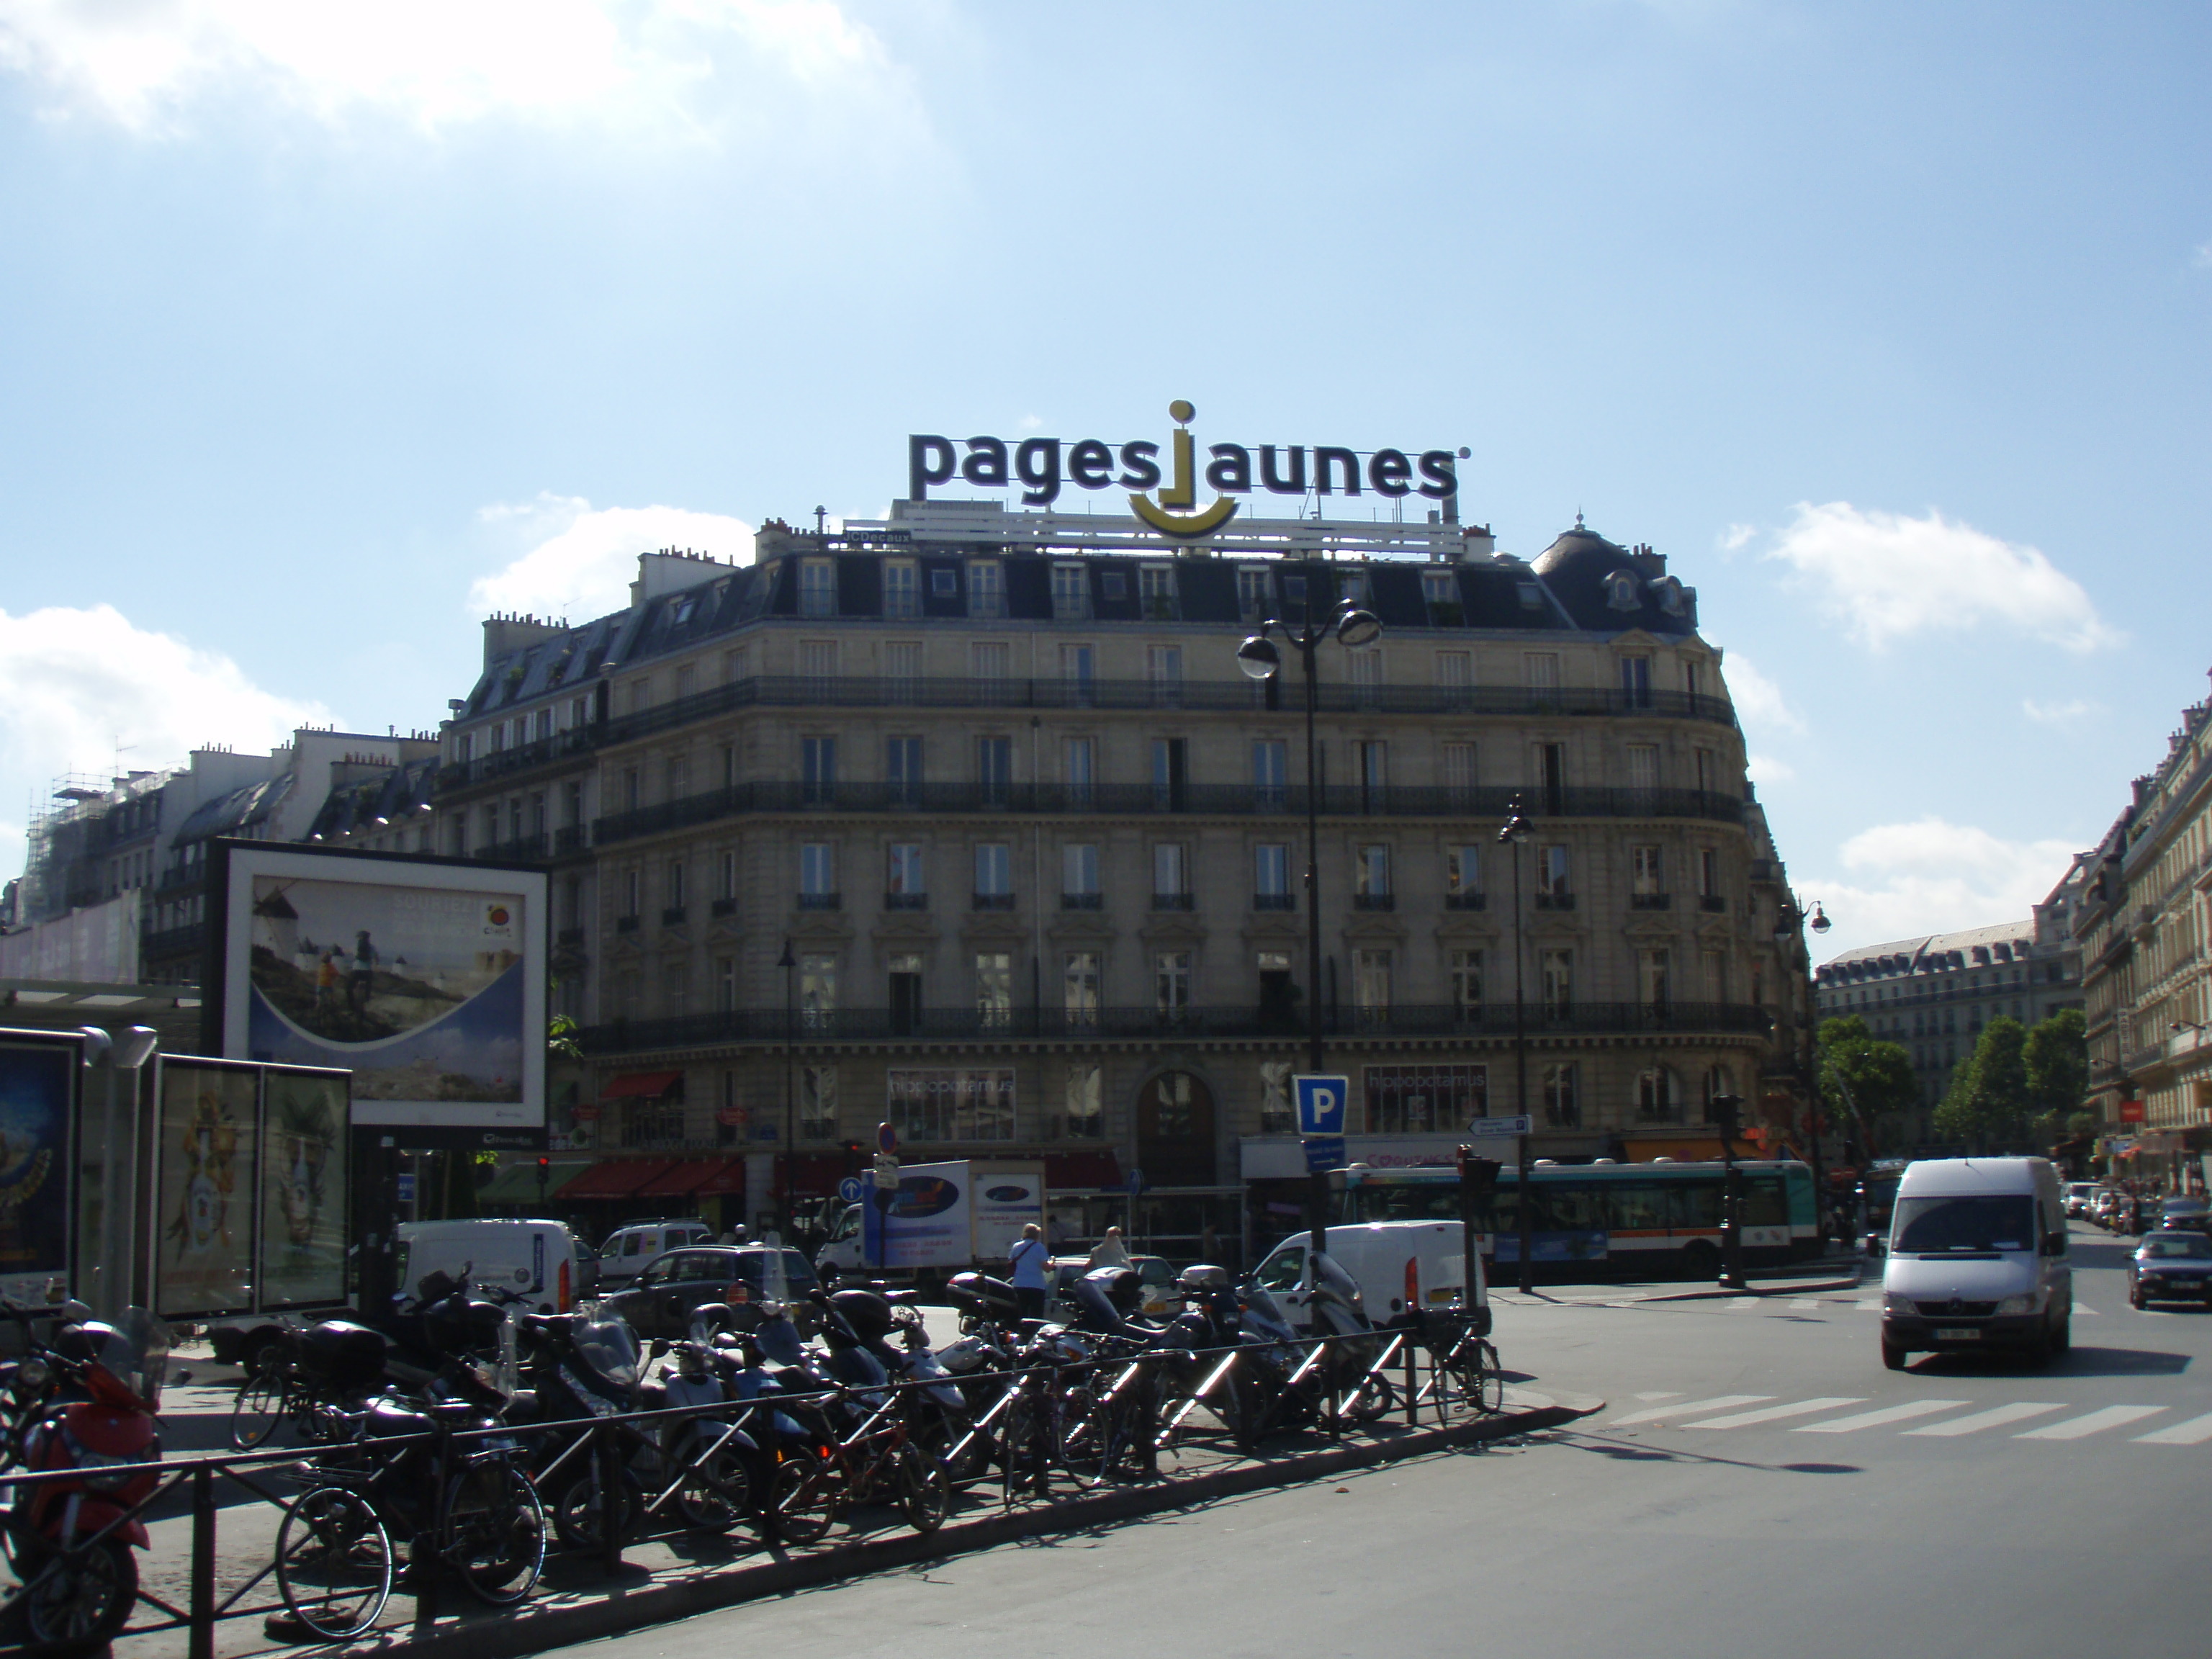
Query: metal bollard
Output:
[[189, 1465, 217, 1659], [597, 1421, 626, 1573], [1403, 1331, 1418, 1430]]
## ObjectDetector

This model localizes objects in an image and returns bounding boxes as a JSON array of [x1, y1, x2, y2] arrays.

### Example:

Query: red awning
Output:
[[1044, 1151, 1123, 1190], [557, 1158, 679, 1201], [634, 1157, 747, 1199], [778, 1153, 855, 1200], [599, 1071, 684, 1101]]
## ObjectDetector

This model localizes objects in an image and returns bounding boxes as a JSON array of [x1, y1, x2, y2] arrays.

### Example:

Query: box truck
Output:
[[815, 1160, 1046, 1287]]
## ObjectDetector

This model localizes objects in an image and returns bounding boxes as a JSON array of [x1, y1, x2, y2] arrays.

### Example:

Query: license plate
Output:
[[1933, 1327, 1981, 1341]]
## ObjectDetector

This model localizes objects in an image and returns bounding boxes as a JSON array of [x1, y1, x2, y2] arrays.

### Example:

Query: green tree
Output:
[[2023, 1008, 2088, 1119], [1935, 1016, 2032, 1149], [1816, 1016, 1921, 1157]]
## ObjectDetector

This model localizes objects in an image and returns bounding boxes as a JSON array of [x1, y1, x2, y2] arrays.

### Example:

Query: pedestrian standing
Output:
[[1087, 1225, 1130, 1269], [1009, 1222, 1048, 1320]]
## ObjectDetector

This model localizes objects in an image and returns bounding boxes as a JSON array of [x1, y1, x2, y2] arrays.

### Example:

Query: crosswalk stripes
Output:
[[1683, 1397, 1866, 1429], [2014, 1406, 2165, 1440], [1901, 1403, 2066, 1437], [1604, 1395, 1771, 1426], [1792, 1399, 1972, 1434], [1786, 1298, 1819, 1310], [2132, 1412, 2212, 1444]]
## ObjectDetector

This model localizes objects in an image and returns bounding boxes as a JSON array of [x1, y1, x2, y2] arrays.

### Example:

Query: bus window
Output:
[[1542, 1185, 1604, 1232], [1666, 1182, 1723, 1233], [1605, 1184, 1667, 1233], [1744, 1176, 1788, 1228]]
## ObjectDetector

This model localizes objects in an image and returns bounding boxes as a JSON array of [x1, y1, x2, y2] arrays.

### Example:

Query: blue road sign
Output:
[[1294, 1074, 1349, 1136], [1126, 1169, 1148, 1197], [837, 1176, 864, 1202], [396, 1172, 416, 1206], [1303, 1136, 1346, 1173]]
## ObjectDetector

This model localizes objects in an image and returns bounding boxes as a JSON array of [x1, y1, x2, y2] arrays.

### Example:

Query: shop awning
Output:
[[599, 1071, 685, 1101], [1044, 1151, 1123, 1190], [634, 1157, 747, 1199], [557, 1158, 680, 1200], [477, 1157, 595, 1205], [778, 1153, 855, 1200]]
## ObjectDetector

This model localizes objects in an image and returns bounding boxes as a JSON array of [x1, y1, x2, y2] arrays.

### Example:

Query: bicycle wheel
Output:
[[767, 1448, 837, 1545], [276, 1485, 392, 1641], [671, 1429, 754, 1536], [22, 1537, 138, 1650], [895, 1444, 951, 1534], [1343, 1372, 1398, 1425], [1465, 1339, 1503, 1414], [998, 1391, 1053, 1503], [228, 1372, 289, 1450], [443, 1462, 546, 1607], [549, 1462, 644, 1552]]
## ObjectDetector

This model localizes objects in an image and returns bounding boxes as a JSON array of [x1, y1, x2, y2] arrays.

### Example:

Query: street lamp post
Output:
[[778, 938, 796, 1239], [1237, 570, 1382, 1258], [1498, 801, 1534, 1295], [1711, 1091, 1748, 1290]]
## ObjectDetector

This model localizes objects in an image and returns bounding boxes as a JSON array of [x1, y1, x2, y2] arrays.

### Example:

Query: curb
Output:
[[1637, 1275, 1863, 1303], [340, 1398, 1596, 1658]]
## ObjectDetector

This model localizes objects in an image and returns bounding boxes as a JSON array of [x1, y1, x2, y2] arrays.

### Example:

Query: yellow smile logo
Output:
[[1130, 400, 1239, 539]]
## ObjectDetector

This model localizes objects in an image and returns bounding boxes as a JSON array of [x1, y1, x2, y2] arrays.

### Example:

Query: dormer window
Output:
[[930, 567, 959, 598], [1604, 571, 1642, 611], [968, 560, 1004, 619], [799, 559, 837, 618], [1653, 576, 1687, 616]]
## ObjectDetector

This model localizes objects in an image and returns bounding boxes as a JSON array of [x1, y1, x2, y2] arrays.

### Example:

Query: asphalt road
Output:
[[567, 1219, 2206, 1659]]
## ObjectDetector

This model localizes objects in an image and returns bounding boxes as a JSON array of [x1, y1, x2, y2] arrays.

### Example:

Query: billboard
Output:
[[207, 842, 547, 1146], [260, 1066, 349, 1309], [0, 1035, 77, 1305]]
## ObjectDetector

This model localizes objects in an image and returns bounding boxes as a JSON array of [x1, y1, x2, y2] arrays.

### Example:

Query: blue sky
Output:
[[1, 1, 2206, 958]]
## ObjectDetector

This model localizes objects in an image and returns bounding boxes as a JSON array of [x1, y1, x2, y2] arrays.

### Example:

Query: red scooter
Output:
[[3, 1308, 169, 1651]]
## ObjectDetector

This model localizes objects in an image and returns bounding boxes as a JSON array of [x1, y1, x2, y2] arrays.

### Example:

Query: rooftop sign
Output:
[[909, 401, 1465, 540]]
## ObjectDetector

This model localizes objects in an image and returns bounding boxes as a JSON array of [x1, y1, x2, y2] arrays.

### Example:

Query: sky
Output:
[[1, 0, 2207, 961]]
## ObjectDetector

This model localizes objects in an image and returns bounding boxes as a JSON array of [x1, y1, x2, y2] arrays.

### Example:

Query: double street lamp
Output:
[[1498, 801, 1534, 1294], [1236, 574, 1382, 1255]]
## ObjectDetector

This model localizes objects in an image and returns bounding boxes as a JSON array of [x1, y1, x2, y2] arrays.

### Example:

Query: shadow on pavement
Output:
[[1557, 1431, 1862, 1477], [1905, 1345, 2189, 1377]]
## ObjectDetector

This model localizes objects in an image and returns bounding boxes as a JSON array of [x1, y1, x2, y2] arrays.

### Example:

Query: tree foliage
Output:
[[2023, 1008, 2087, 1119], [1935, 1016, 2031, 1148], [1816, 1016, 1920, 1156]]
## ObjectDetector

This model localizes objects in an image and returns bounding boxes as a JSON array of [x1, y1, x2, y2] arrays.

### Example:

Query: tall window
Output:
[[801, 735, 837, 804], [1435, 650, 1473, 691], [1349, 649, 1383, 706], [1253, 737, 1287, 809], [1626, 743, 1660, 799], [722, 646, 749, 684], [799, 842, 836, 904], [1052, 565, 1089, 620], [1543, 1062, 1580, 1128], [1356, 739, 1388, 810], [1446, 845, 1481, 909], [1153, 842, 1189, 904], [974, 843, 1012, 906], [971, 641, 1011, 682], [1236, 566, 1271, 620], [1059, 643, 1094, 699], [1064, 737, 1095, 807], [889, 953, 924, 1034], [1531, 740, 1565, 814], [1065, 1062, 1103, 1136], [1259, 1061, 1295, 1133], [800, 1064, 839, 1139], [1154, 950, 1192, 1019], [1524, 652, 1560, 696], [884, 641, 921, 699], [887, 842, 925, 905], [1151, 736, 1188, 810], [975, 951, 1014, 1026], [1449, 950, 1483, 1017], [799, 953, 837, 1028], [1422, 570, 1458, 616], [1147, 644, 1183, 700], [716, 956, 737, 1012], [624, 868, 642, 919], [884, 560, 920, 618], [1636, 1067, 1678, 1123], [1063, 952, 1101, 1024], [1538, 844, 1570, 899], [1442, 741, 1477, 797], [1698, 848, 1720, 900], [1355, 845, 1392, 907], [1632, 844, 1664, 897], [799, 559, 836, 617], [967, 560, 1004, 618], [1367, 1063, 1485, 1133], [1640, 948, 1672, 1011], [1541, 948, 1573, 1016], [1062, 842, 1100, 904], [665, 858, 685, 912], [1254, 843, 1290, 907], [977, 734, 1014, 804], [1353, 948, 1393, 1017], [1704, 950, 1729, 1002], [886, 736, 922, 804], [717, 848, 738, 905], [1139, 565, 1177, 620], [887, 1069, 1015, 1142], [1702, 1065, 1735, 1124], [1619, 655, 1653, 708]]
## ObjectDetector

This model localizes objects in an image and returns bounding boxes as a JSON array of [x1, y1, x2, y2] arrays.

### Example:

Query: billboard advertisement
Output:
[[155, 1056, 259, 1318], [209, 843, 546, 1145], [259, 1066, 349, 1309], [0, 1036, 76, 1305]]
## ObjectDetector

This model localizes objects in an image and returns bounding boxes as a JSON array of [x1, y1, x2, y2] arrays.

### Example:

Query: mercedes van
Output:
[[1879, 1157, 2071, 1370]]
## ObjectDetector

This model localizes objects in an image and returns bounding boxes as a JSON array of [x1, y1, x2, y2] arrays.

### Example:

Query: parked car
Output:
[[2131, 1231, 2212, 1308], [2064, 1182, 2096, 1219], [2157, 1197, 2212, 1234], [1048, 1255, 1182, 1321], [599, 1245, 820, 1341], [595, 1220, 714, 1288]]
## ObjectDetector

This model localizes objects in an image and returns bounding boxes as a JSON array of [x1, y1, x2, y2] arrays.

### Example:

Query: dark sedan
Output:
[[2130, 1231, 2212, 1308], [600, 1246, 820, 1340]]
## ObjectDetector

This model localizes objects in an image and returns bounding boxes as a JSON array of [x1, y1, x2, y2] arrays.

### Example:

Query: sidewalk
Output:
[[1492, 1256, 1866, 1308]]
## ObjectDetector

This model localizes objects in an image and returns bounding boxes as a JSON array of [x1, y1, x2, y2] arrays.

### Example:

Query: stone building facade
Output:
[[431, 504, 1820, 1238]]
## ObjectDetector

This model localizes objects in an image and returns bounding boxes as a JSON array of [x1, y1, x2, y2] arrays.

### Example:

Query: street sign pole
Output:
[[1294, 1076, 1349, 1256]]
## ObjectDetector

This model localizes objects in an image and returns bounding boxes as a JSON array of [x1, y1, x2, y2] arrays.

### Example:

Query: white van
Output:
[[1879, 1157, 2072, 1370], [595, 1220, 714, 1288], [1250, 1221, 1483, 1332], [397, 1218, 595, 1316]]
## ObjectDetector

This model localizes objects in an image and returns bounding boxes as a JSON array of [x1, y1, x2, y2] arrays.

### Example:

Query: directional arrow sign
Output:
[[1464, 1115, 1532, 1138]]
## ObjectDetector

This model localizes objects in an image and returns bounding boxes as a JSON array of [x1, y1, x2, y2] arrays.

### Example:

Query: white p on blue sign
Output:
[[1294, 1074, 1349, 1137]]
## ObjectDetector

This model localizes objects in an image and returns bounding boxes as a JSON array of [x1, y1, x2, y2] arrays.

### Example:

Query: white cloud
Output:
[[0, 603, 328, 875], [0, 0, 911, 138], [1761, 500, 2121, 654], [1719, 523, 1755, 552], [469, 493, 756, 622], [1720, 653, 1804, 736], [2023, 697, 2100, 726], [1804, 817, 2078, 959], [1746, 752, 1795, 784], [2195, 243, 2212, 271]]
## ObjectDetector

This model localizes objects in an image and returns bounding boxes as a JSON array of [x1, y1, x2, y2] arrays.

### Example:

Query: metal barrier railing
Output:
[[0, 1318, 1503, 1653]]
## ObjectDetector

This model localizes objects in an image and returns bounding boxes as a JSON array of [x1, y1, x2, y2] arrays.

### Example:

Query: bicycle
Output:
[[273, 1398, 547, 1640], [766, 1377, 951, 1545], [1419, 1311, 1503, 1416]]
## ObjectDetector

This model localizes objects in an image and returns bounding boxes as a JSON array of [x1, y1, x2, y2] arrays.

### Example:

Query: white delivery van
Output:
[[1250, 1221, 1483, 1333], [595, 1220, 714, 1288], [397, 1218, 594, 1315], [1879, 1157, 2071, 1370]]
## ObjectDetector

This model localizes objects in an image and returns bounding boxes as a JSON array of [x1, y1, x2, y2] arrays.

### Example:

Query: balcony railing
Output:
[[972, 893, 1016, 912], [1630, 893, 1672, 910], [575, 999, 1774, 1054], [440, 726, 596, 791], [1061, 892, 1103, 910], [474, 835, 549, 863], [662, 906, 688, 927], [1352, 893, 1395, 912], [796, 892, 842, 912], [591, 781, 1748, 848], [1443, 892, 1487, 912], [884, 892, 928, 911], [1152, 892, 1195, 911], [1253, 893, 1295, 912], [711, 896, 739, 917], [616, 915, 640, 934], [1534, 891, 1577, 911], [1699, 894, 1726, 912]]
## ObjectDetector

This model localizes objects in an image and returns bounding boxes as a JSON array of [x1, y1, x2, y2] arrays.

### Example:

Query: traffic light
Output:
[[842, 1140, 866, 1171], [1708, 1094, 1743, 1136], [1455, 1146, 1501, 1197]]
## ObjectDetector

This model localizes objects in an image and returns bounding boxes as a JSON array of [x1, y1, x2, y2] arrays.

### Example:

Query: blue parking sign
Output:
[[1294, 1074, 1349, 1136]]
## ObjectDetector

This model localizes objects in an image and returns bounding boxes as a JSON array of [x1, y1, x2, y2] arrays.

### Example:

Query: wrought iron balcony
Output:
[[1630, 893, 1672, 910], [971, 893, 1017, 912], [796, 892, 842, 912], [1253, 893, 1295, 912], [884, 892, 928, 911], [1061, 892, 1103, 910], [1151, 892, 1195, 912], [1352, 893, 1395, 912], [1442, 892, 1487, 911]]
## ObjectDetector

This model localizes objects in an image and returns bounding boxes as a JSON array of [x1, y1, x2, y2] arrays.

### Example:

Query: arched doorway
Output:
[[1136, 1070, 1217, 1188]]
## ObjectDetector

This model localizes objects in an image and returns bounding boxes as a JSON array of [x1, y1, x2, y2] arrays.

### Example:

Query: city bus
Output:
[[1331, 1159, 1821, 1277]]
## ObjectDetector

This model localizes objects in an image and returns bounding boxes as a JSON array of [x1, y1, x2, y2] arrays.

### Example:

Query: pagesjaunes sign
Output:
[[909, 400, 1461, 539]]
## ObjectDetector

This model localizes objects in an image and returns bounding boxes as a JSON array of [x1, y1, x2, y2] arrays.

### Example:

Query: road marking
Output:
[[1792, 1399, 1974, 1434], [1604, 1395, 1772, 1426], [2132, 1412, 2212, 1445], [1725, 1297, 1757, 1311], [1631, 1391, 1683, 1403], [2076, 1305, 2100, 1316], [1787, 1298, 1819, 1310], [2015, 1406, 2166, 1441], [1685, 1396, 1867, 1429], [1853, 1298, 1881, 1310], [1904, 1403, 2066, 1437]]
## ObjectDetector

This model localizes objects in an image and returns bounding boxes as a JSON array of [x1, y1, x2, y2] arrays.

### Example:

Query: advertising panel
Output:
[[862, 1161, 974, 1270], [0, 1037, 76, 1303], [258, 1067, 350, 1310], [210, 843, 546, 1143], [968, 1163, 1046, 1263], [155, 1057, 259, 1318]]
